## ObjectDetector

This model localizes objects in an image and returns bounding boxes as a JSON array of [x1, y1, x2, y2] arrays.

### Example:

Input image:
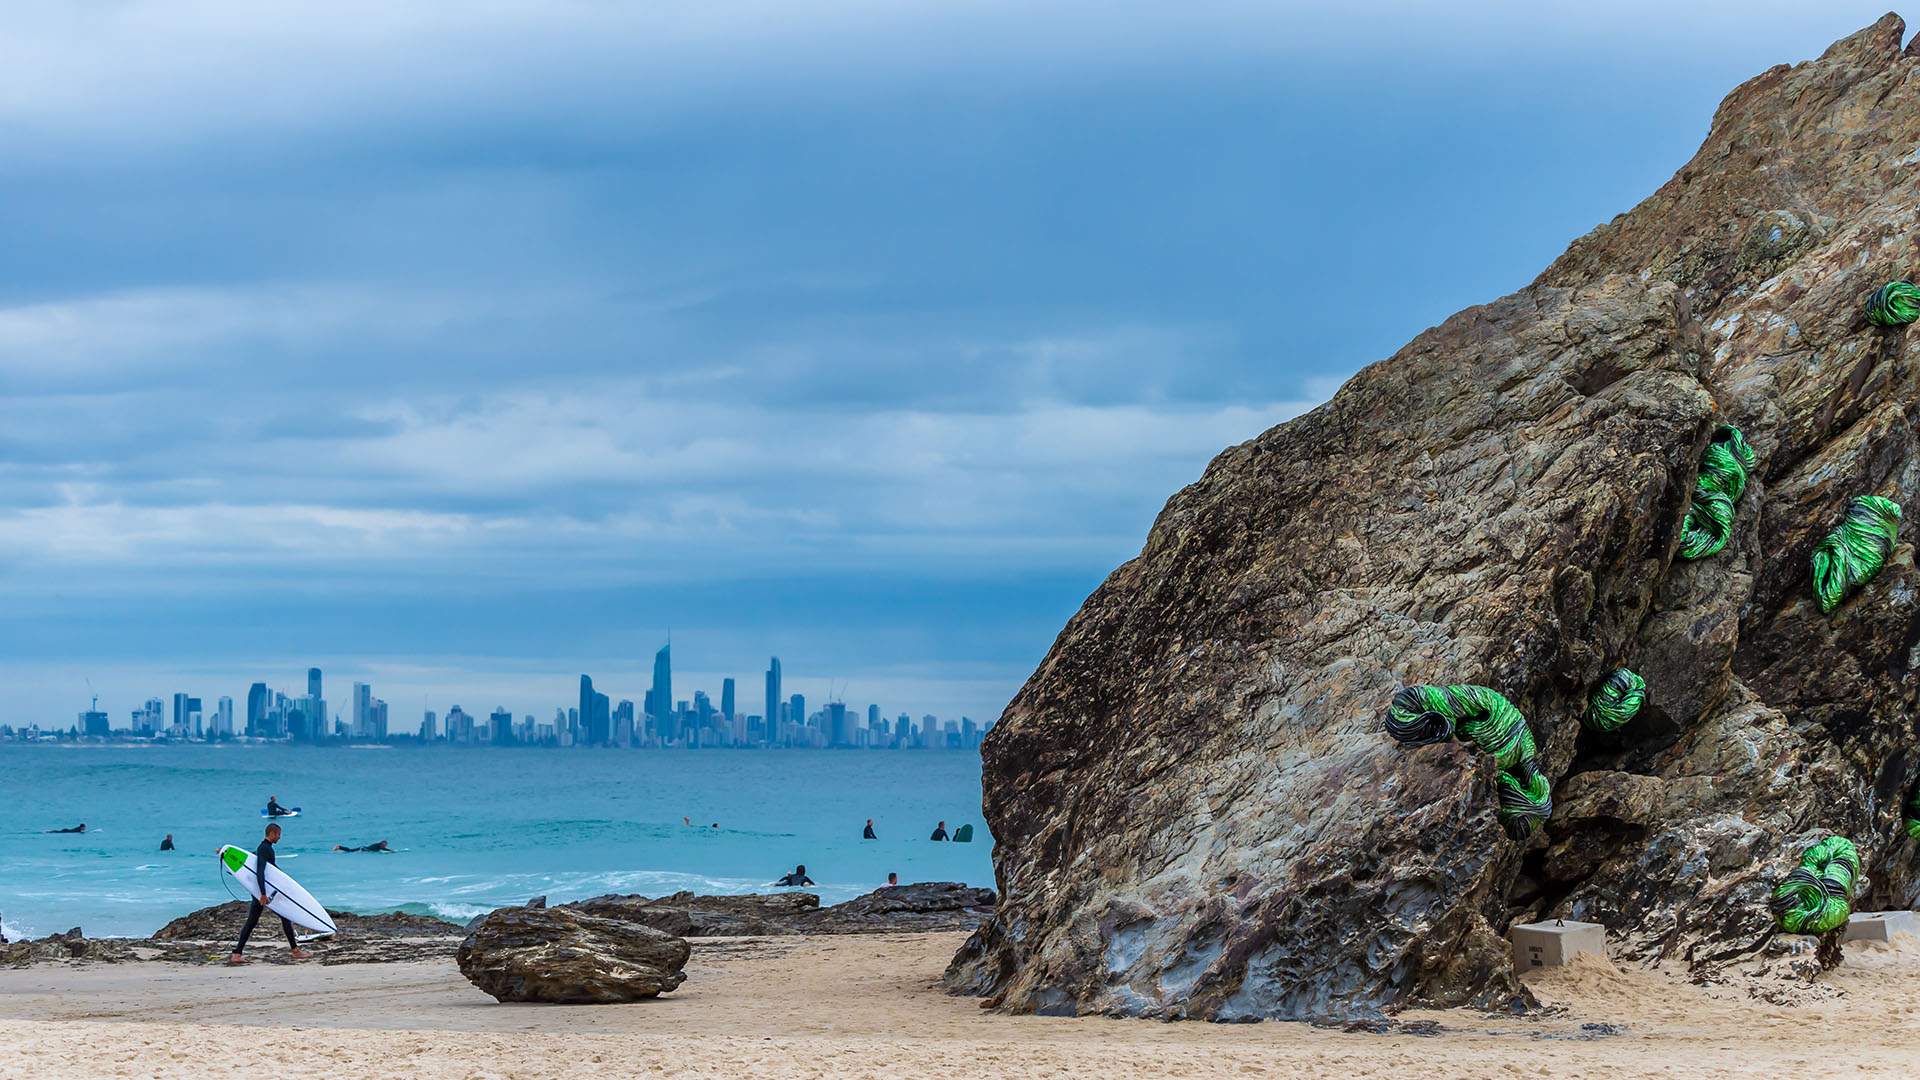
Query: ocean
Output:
[[0, 744, 992, 940]]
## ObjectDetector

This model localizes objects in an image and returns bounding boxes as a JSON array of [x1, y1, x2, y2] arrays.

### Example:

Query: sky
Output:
[[0, 2, 1905, 727]]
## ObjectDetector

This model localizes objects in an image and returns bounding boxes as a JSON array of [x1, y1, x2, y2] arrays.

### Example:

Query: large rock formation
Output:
[[457, 905, 690, 1004], [561, 882, 996, 936], [948, 14, 1920, 1020]]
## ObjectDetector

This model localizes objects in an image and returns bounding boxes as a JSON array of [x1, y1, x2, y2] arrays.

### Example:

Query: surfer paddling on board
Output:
[[229, 823, 309, 965], [47, 823, 85, 834], [332, 840, 391, 853]]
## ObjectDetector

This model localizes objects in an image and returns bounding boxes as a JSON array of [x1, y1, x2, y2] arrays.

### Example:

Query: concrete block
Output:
[[1843, 910, 1917, 943], [1510, 919, 1607, 970]]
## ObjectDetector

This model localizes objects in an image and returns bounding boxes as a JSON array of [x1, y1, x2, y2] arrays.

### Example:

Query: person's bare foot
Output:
[[226, 954, 249, 966], [289, 948, 311, 960]]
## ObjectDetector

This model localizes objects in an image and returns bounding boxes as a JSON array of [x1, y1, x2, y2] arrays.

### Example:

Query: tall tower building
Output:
[[651, 642, 673, 743], [246, 682, 269, 737], [308, 667, 322, 700], [721, 678, 736, 724], [351, 682, 372, 738], [764, 657, 781, 747]]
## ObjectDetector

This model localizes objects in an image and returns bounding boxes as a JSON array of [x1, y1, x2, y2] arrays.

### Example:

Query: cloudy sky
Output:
[[0, 2, 1900, 726]]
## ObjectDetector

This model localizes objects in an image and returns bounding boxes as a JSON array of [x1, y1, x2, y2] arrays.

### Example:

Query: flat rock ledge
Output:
[[457, 905, 690, 1004]]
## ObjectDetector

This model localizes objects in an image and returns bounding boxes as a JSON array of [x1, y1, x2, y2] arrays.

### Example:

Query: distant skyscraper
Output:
[[421, 710, 438, 741], [764, 657, 782, 747], [491, 706, 514, 745], [829, 701, 851, 747], [790, 693, 805, 740], [216, 696, 234, 738], [371, 699, 389, 741], [721, 678, 735, 723], [246, 683, 268, 737], [352, 682, 372, 738], [578, 674, 611, 746], [867, 703, 880, 734], [308, 667, 322, 700], [651, 642, 673, 743]]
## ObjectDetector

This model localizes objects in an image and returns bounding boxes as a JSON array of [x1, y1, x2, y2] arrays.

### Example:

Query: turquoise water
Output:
[[0, 745, 992, 940]]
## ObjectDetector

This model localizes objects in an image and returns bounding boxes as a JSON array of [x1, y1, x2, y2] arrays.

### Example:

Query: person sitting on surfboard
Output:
[[265, 795, 291, 817], [774, 864, 815, 887], [47, 823, 85, 834], [929, 821, 949, 842], [160, 834, 175, 851], [229, 822, 309, 965], [332, 840, 391, 853], [863, 819, 877, 840]]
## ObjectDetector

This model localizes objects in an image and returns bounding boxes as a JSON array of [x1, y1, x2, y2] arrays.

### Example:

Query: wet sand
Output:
[[1, 932, 1917, 1078]]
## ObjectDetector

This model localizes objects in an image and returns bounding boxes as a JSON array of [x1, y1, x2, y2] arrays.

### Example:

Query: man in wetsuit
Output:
[[774, 864, 815, 887], [266, 795, 289, 817], [47, 824, 85, 834], [929, 821, 949, 841], [862, 819, 876, 840], [332, 840, 391, 853], [160, 834, 175, 851], [229, 823, 309, 965]]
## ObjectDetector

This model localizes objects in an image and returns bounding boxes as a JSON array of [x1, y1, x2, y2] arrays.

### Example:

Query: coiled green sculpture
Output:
[[1678, 425, 1756, 561], [1770, 836, 1860, 934], [1866, 281, 1920, 327], [1905, 783, 1920, 841], [1585, 669, 1646, 733], [1384, 684, 1551, 839], [1811, 495, 1902, 614]]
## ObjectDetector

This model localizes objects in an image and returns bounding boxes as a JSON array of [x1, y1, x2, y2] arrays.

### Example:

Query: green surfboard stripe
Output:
[[221, 846, 247, 873]]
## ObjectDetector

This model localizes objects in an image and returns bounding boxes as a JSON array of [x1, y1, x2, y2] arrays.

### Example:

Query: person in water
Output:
[[332, 840, 391, 853], [48, 824, 85, 834], [885, 872, 899, 887], [929, 820, 949, 842], [862, 819, 877, 840], [160, 834, 175, 851], [265, 795, 290, 817], [774, 864, 816, 887], [229, 822, 309, 965]]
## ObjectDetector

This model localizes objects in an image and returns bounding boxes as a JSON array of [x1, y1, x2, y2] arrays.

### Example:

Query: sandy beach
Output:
[[1, 932, 1917, 1079]]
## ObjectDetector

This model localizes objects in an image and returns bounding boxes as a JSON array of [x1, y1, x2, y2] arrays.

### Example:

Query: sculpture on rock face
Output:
[[1677, 425, 1756, 561], [1770, 837, 1859, 935], [1584, 669, 1647, 733], [1810, 495, 1902, 615], [1383, 684, 1550, 839]]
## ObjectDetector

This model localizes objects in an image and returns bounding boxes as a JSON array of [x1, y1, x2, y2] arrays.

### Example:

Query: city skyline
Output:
[[6, 643, 989, 750]]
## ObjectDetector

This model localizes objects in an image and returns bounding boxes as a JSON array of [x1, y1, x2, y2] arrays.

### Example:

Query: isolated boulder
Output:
[[457, 905, 689, 1003], [950, 14, 1920, 1020]]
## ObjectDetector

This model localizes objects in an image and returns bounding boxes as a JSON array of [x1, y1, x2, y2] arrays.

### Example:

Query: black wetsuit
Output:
[[234, 837, 299, 954], [929, 826, 948, 841], [266, 801, 289, 817], [862, 824, 876, 840], [338, 842, 390, 853], [160, 837, 174, 851], [49, 825, 85, 834], [775, 871, 815, 886]]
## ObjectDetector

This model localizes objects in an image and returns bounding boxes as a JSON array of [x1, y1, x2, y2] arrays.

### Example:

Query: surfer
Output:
[[265, 795, 291, 817], [863, 819, 877, 840], [774, 864, 816, 887], [160, 834, 175, 851], [929, 820, 949, 842], [229, 822, 309, 965], [47, 824, 86, 834], [885, 872, 899, 887], [332, 840, 392, 853]]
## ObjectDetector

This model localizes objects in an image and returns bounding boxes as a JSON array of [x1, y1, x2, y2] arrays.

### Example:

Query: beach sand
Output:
[[1, 932, 1917, 1078]]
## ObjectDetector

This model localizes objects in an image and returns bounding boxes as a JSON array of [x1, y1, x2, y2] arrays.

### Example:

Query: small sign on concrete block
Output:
[[1843, 911, 1917, 944], [1510, 919, 1607, 970]]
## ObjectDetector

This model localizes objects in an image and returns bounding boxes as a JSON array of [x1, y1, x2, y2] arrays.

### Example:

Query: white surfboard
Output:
[[219, 844, 337, 936]]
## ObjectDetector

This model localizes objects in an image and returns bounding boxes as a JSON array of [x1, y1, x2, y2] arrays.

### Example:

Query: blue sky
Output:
[[0, 2, 1901, 726]]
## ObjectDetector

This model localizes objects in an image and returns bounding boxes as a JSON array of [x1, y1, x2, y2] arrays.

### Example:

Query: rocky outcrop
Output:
[[949, 14, 1920, 1020], [151, 901, 462, 941], [559, 883, 994, 936], [0, 928, 134, 968], [457, 905, 690, 1004]]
